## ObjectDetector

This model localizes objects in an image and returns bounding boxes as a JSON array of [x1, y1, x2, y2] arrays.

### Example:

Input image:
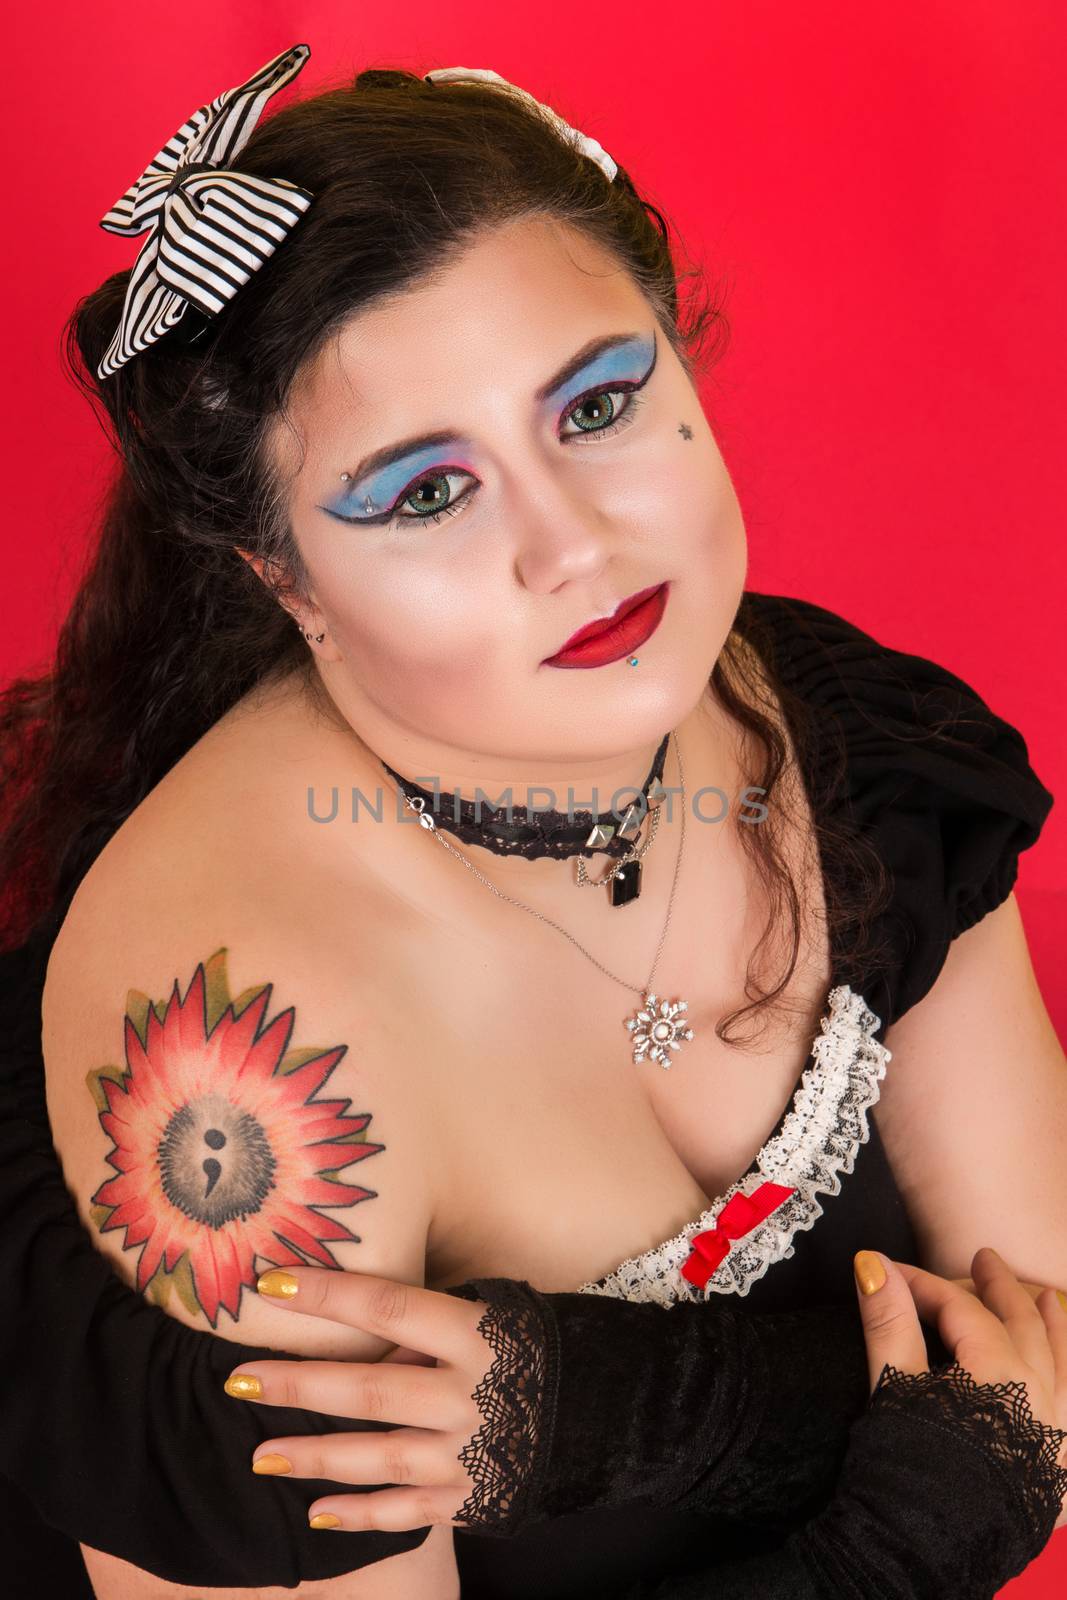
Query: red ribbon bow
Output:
[[680, 1180, 796, 1289]]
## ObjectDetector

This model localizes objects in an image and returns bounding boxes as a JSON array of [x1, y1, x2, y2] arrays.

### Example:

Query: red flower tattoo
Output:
[[88, 953, 384, 1327]]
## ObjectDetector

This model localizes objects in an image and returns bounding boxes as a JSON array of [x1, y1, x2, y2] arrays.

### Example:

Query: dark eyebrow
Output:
[[338, 331, 654, 489]]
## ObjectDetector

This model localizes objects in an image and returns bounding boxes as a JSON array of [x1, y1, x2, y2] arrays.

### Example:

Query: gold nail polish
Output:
[[1057, 1290, 1067, 1313], [854, 1250, 887, 1296], [309, 1513, 342, 1529], [224, 1373, 263, 1400], [252, 1454, 292, 1475], [257, 1269, 299, 1299]]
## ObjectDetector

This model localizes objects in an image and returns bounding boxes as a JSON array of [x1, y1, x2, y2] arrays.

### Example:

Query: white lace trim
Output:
[[577, 985, 891, 1306]]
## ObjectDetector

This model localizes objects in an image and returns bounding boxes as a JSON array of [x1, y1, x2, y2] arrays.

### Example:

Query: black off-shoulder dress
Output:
[[0, 591, 1056, 1597]]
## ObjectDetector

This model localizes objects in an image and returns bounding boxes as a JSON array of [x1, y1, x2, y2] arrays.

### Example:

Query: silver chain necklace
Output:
[[396, 731, 695, 1069]]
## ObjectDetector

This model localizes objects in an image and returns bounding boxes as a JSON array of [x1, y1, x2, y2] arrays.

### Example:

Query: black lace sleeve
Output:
[[446, 1281, 1067, 1598], [626, 1362, 1067, 1600], [445, 1277, 875, 1535], [450, 1277, 560, 1531]]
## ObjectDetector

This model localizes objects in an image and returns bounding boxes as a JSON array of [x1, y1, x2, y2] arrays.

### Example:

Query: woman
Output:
[[1, 41, 1064, 1598]]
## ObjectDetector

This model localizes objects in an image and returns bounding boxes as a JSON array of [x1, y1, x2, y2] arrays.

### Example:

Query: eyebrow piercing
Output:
[[337, 471, 376, 512]]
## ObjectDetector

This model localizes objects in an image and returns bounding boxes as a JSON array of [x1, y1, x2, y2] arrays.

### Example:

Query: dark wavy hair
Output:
[[0, 63, 893, 1042]]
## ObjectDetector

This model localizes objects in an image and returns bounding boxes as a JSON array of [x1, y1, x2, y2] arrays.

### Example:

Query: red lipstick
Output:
[[542, 582, 670, 669]]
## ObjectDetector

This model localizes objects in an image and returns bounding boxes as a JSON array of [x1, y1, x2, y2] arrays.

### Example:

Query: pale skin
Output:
[[58, 211, 1067, 1596]]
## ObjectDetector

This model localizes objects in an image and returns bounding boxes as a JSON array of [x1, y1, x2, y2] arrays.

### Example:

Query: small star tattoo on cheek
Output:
[[678, 422, 694, 440]]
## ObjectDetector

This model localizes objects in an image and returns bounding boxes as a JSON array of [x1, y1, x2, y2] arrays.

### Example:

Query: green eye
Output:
[[559, 385, 645, 441], [395, 469, 476, 523]]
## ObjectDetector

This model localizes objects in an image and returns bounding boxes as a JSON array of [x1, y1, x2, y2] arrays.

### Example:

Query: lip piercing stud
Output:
[[339, 471, 351, 481], [629, 657, 639, 666]]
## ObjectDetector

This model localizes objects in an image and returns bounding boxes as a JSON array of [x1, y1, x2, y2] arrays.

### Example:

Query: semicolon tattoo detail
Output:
[[678, 421, 693, 440], [86, 950, 385, 1328]]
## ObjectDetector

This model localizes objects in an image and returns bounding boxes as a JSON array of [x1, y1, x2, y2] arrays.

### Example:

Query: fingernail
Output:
[[224, 1373, 263, 1399], [1057, 1290, 1067, 1313], [252, 1454, 292, 1476], [257, 1269, 299, 1299], [854, 1250, 887, 1296], [309, 1513, 342, 1529]]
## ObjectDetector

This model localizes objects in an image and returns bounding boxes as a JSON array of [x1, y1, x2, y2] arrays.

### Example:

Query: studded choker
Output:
[[379, 732, 671, 865]]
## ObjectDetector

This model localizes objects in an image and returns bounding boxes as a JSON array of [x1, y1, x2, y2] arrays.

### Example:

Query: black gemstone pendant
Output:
[[610, 857, 642, 907]]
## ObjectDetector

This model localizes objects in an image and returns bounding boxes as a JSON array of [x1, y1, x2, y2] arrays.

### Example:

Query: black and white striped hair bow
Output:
[[97, 44, 314, 380]]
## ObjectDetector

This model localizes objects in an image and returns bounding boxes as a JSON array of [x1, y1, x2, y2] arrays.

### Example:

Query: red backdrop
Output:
[[4, 4, 1065, 1592]]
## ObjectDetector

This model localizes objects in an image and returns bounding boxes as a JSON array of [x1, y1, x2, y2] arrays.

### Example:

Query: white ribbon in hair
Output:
[[424, 66, 618, 183], [97, 44, 315, 380]]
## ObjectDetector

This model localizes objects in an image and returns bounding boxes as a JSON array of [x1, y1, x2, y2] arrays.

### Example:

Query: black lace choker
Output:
[[380, 732, 671, 861]]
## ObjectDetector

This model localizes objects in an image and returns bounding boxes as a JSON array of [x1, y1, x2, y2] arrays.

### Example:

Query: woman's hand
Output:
[[222, 1266, 497, 1533], [854, 1245, 1067, 1529]]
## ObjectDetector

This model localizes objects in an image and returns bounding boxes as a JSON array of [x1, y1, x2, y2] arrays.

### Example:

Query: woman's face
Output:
[[265, 213, 747, 786]]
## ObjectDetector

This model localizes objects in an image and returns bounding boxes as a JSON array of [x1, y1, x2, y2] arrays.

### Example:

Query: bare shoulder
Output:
[[42, 676, 440, 1360]]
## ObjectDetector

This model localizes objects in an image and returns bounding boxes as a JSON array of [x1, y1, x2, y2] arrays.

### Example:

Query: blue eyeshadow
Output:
[[324, 330, 657, 522], [333, 442, 470, 518], [540, 332, 655, 410]]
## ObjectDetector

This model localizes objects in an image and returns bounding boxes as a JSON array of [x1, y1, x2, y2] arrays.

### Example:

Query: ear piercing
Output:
[[292, 617, 326, 644]]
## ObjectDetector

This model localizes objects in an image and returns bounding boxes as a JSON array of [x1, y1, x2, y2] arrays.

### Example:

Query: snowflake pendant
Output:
[[625, 992, 695, 1069]]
